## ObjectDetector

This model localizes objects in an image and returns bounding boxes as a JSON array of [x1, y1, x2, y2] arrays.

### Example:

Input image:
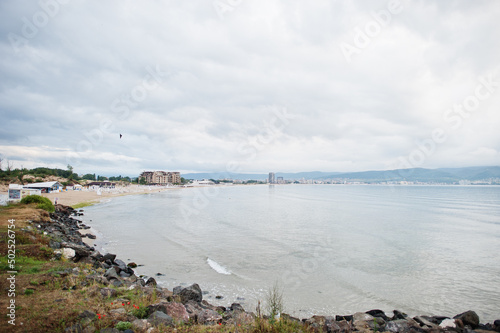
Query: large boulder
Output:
[[104, 267, 120, 281], [366, 309, 389, 321], [145, 277, 157, 287], [179, 283, 203, 303], [385, 319, 416, 333], [114, 259, 127, 271], [439, 318, 457, 329], [100, 288, 117, 298], [132, 319, 151, 331], [184, 300, 203, 321], [304, 315, 327, 330], [101, 253, 116, 262], [414, 316, 438, 328], [454, 310, 480, 328], [494, 319, 500, 332], [392, 310, 408, 320], [148, 311, 174, 327], [197, 309, 222, 325], [165, 302, 189, 322]]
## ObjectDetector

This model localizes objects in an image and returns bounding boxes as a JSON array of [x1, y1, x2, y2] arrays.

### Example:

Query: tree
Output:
[[139, 177, 147, 185], [82, 173, 95, 180], [67, 164, 74, 180]]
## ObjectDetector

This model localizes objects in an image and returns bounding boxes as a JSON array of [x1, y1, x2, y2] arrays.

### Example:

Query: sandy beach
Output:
[[40, 185, 171, 207]]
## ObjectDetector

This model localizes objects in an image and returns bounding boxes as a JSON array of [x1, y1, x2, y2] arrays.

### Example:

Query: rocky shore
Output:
[[30, 204, 500, 333]]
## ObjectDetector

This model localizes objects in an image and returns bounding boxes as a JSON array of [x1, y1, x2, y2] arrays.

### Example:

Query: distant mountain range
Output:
[[183, 166, 500, 183]]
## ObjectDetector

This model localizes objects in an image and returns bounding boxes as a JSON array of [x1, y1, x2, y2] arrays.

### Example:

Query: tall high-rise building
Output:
[[269, 172, 276, 184]]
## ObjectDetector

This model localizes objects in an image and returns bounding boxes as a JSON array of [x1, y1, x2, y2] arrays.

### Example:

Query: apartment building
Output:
[[139, 171, 181, 185]]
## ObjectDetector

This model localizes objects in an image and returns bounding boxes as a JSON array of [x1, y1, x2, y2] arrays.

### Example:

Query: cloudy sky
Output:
[[1, 0, 499, 176]]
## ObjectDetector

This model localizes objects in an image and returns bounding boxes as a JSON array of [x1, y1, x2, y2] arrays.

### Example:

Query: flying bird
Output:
[[120, 134, 122, 139]]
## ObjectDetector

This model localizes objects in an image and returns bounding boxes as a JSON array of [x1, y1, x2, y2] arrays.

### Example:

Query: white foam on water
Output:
[[207, 258, 231, 275]]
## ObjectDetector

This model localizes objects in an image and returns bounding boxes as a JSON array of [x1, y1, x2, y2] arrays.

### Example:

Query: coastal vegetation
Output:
[[20, 195, 55, 213]]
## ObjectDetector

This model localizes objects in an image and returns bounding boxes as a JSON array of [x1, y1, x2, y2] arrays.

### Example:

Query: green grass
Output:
[[71, 201, 96, 209]]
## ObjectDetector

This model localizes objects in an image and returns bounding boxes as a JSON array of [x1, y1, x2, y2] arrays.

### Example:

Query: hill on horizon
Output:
[[182, 166, 500, 183]]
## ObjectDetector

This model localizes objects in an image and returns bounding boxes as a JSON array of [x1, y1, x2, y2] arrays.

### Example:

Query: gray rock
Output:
[[148, 311, 174, 327], [304, 315, 327, 330], [385, 319, 411, 333], [104, 267, 120, 281], [147, 301, 169, 316], [393, 310, 408, 320], [230, 303, 245, 313], [49, 240, 61, 249], [111, 279, 124, 287], [454, 310, 480, 328], [173, 286, 183, 294], [110, 308, 126, 315], [100, 288, 117, 298], [132, 319, 151, 331], [101, 253, 116, 262], [281, 313, 301, 324], [494, 320, 500, 332], [197, 309, 222, 325], [414, 315, 438, 328], [179, 283, 203, 303], [114, 259, 127, 271], [335, 320, 353, 333], [119, 271, 131, 278], [164, 302, 189, 322], [65, 324, 83, 333], [439, 318, 457, 329], [366, 309, 389, 321], [353, 312, 375, 330], [145, 277, 157, 287], [78, 310, 96, 320]]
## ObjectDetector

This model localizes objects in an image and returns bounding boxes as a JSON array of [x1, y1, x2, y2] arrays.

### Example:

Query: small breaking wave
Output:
[[207, 258, 231, 275]]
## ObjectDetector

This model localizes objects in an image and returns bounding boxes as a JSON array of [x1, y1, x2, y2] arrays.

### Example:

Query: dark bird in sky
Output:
[[120, 134, 122, 139]]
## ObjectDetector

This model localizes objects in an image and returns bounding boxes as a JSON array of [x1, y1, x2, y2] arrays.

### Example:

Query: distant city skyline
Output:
[[1, 1, 499, 175]]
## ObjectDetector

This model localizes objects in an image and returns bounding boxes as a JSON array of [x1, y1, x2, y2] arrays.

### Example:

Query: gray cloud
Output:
[[1, 0, 499, 176]]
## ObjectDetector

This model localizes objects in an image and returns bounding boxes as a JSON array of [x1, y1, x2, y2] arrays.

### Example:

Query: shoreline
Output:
[[71, 186, 500, 324], [28, 204, 500, 332]]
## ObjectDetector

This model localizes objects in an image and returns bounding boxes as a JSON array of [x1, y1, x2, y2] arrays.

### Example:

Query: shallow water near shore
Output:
[[84, 185, 500, 322]]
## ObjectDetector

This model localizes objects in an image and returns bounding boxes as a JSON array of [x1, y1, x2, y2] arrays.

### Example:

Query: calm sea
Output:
[[84, 185, 500, 321]]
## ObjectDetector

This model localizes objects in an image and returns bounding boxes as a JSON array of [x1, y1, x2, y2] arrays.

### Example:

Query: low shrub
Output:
[[20, 195, 55, 212], [115, 321, 132, 331]]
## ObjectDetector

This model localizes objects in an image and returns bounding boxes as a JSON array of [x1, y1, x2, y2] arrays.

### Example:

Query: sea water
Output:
[[84, 185, 500, 322]]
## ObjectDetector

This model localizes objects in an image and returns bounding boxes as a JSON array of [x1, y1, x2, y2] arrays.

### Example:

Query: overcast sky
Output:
[[1, 0, 499, 176]]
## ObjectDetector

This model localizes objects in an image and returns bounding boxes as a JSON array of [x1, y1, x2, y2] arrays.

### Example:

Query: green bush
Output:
[[115, 321, 132, 331], [20, 195, 55, 212]]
